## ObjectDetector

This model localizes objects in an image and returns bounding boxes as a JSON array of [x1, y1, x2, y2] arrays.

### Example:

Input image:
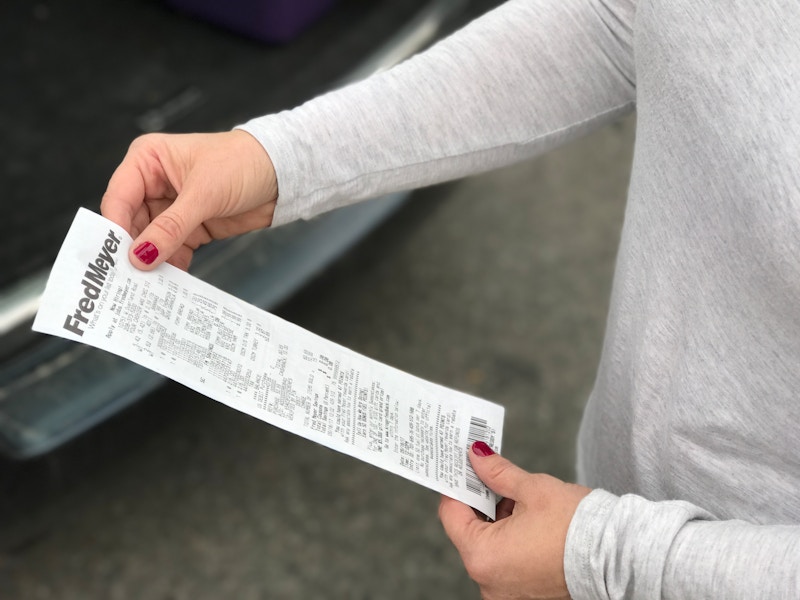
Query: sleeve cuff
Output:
[[235, 113, 307, 228], [564, 489, 714, 600]]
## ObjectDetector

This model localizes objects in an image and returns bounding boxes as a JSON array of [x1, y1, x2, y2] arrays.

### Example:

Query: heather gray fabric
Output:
[[238, 1, 800, 597]]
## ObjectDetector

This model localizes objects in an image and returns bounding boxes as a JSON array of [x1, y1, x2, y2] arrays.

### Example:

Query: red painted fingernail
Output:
[[472, 441, 495, 457], [133, 241, 158, 265]]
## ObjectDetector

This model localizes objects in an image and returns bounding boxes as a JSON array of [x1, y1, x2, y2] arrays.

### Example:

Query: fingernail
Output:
[[133, 241, 158, 265], [472, 441, 495, 457]]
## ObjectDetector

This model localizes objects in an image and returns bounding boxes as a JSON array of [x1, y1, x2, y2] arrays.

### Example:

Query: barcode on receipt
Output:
[[465, 416, 489, 495]]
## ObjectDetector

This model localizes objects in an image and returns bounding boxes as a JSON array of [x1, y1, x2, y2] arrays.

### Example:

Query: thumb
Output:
[[129, 198, 204, 271], [469, 441, 531, 501]]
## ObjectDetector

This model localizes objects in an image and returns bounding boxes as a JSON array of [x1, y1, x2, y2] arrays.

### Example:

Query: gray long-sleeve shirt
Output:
[[238, 1, 800, 597]]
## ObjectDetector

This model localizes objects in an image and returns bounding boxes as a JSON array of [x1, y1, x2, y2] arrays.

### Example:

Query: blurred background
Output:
[[0, 0, 634, 597]]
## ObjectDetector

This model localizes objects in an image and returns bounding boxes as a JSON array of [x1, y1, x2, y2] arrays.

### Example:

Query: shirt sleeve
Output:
[[565, 489, 800, 599], [236, 0, 637, 226]]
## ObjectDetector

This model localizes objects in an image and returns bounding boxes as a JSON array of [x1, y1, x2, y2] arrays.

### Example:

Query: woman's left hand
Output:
[[439, 443, 591, 600]]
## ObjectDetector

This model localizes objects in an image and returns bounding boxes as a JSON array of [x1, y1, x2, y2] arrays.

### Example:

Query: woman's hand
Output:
[[439, 443, 591, 600], [101, 130, 278, 271]]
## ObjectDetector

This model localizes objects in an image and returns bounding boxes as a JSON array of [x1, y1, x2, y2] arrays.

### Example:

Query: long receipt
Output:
[[33, 209, 504, 517]]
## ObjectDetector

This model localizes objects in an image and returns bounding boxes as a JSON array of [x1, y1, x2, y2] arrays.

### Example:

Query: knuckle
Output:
[[153, 211, 186, 242], [129, 132, 161, 150], [127, 134, 150, 154], [128, 134, 171, 164]]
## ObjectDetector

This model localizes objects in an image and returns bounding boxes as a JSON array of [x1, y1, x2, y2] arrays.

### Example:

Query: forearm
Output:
[[663, 516, 800, 600], [237, 0, 636, 226], [566, 490, 800, 600]]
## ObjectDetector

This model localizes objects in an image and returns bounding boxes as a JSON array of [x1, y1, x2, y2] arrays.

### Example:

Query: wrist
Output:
[[230, 129, 279, 216]]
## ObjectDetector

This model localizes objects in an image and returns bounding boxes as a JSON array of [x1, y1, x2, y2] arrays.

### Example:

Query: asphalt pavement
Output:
[[1, 115, 634, 599]]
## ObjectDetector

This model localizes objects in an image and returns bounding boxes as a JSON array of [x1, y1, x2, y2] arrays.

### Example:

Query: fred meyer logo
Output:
[[63, 229, 122, 337]]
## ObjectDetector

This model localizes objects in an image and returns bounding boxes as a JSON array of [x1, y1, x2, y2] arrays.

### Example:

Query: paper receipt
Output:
[[33, 209, 504, 517]]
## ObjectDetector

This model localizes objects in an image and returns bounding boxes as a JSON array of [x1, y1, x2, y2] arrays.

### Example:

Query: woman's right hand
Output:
[[100, 129, 278, 271]]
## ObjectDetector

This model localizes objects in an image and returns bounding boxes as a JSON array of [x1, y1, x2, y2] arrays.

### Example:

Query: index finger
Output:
[[438, 494, 489, 555], [100, 147, 150, 235]]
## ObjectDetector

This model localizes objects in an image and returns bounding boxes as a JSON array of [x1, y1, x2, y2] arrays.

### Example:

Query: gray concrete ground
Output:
[[1, 116, 634, 599]]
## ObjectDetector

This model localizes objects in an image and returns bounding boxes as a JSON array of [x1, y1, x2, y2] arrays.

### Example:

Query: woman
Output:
[[101, 1, 800, 597]]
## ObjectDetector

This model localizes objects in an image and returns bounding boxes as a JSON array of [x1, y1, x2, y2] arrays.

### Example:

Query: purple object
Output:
[[166, 0, 339, 44]]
